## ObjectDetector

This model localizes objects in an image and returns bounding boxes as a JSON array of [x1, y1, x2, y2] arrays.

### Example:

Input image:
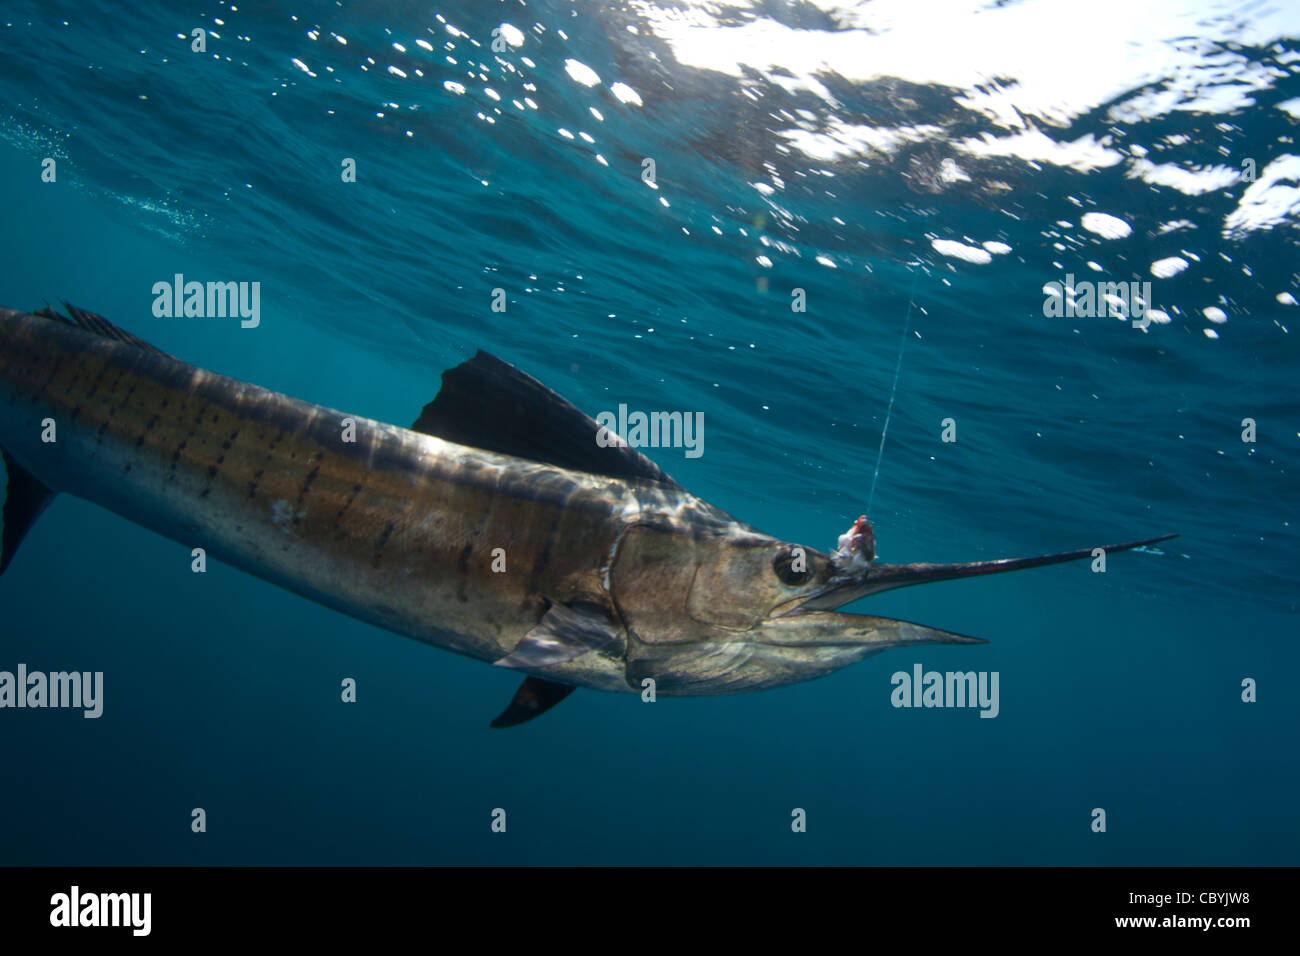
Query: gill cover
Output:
[[610, 523, 834, 642]]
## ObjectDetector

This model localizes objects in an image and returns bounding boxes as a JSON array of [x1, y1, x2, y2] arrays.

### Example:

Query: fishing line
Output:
[[866, 263, 922, 516]]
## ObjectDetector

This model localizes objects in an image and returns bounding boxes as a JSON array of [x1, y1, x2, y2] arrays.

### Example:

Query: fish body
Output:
[[0, 305, 1174, 725]]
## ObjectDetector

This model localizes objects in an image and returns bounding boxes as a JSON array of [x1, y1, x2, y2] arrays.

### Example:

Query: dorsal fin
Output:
[[412, 351, 680, 487], [31, 302, 166, 355], [32, 306, 74, 326]]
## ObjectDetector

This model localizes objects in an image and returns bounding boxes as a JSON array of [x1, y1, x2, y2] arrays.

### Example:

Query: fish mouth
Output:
[[769, 567, 871, 619], [755, 609, 987, 650]]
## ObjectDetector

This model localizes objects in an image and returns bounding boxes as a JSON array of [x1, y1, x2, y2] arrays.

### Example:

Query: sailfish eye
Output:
[[773, 547, 814, 587]]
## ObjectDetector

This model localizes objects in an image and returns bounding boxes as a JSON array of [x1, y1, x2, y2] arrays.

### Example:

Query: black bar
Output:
[[0, 866, 1282, 941]]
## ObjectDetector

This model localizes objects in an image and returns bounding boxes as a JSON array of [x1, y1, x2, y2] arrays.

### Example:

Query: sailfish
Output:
[[0, 304, 1174, 725]]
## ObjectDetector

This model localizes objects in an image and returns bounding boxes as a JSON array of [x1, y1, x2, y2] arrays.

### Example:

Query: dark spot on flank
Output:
[[207, 465, 218, 479], [292, 466, 321, 523], [145, 415, 158, 431], [248, 482, 259, 499], [123, 464, 132, 474], [457, 541, 473, 575], [222, 441, 232, 450], [296, 465, 320, 505], [371, 521, 397, 567], [335, 483, 363, 521], [199, 488, 211, 499]]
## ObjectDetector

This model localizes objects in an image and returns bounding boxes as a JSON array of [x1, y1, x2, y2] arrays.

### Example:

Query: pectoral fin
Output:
[[490, 676, 577, 728], [494, 600, 622, 670]]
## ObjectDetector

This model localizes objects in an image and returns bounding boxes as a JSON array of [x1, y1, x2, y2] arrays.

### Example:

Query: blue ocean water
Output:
[[0, 0, 1296, 865]]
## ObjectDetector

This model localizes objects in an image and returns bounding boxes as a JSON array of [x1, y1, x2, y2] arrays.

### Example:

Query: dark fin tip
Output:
[[490, 676, 577, 728], [0, 450, 56, 575]]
